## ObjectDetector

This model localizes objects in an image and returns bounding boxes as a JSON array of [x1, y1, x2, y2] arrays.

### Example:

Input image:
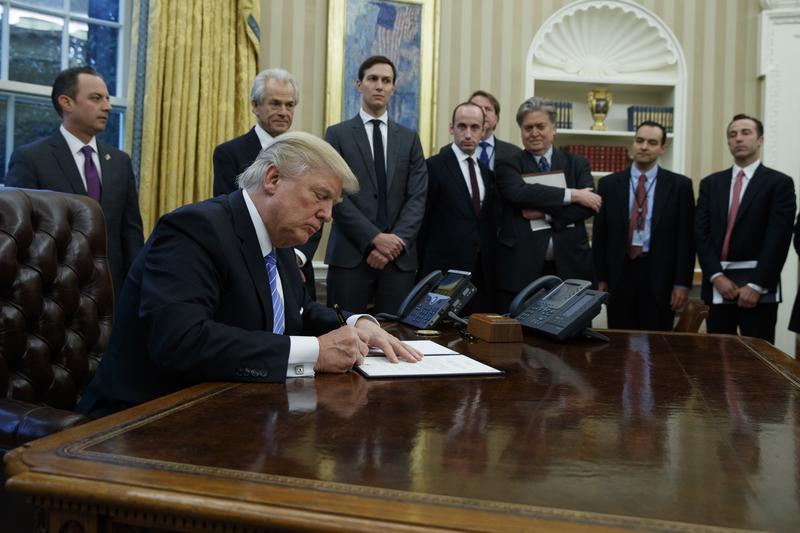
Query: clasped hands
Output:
[[713, 275, 760, 308], [316, 317, 423, 373], [367, 232, 405, 270]]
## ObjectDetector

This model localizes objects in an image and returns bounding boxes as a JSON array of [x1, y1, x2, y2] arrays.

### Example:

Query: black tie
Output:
[[371, 119, 388, 230]]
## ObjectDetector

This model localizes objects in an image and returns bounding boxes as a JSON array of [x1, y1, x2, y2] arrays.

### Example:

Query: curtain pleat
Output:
[[128, 0, 260, 236]]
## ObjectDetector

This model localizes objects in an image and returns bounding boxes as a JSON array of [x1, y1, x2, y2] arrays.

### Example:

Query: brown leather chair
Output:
[[0, 188, 113, 453], [674, 299, 709, 333]]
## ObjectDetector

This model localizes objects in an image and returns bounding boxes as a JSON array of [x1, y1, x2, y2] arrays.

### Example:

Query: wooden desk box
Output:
[[467, 313, 523, 342]]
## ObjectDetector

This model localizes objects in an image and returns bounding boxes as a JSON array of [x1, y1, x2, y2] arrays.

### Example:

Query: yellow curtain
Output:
[[126, 0, 260, 236]]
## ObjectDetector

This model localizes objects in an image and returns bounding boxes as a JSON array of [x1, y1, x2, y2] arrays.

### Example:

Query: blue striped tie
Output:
[[265, 251, 285, 334]]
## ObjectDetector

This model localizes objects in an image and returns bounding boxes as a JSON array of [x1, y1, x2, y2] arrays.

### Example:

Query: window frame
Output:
[[0, 0, 129, 172]]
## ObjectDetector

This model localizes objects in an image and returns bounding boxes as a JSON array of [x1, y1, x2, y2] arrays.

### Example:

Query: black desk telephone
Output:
[[509, 276, 608, 342], [395, 270, 476, 329]]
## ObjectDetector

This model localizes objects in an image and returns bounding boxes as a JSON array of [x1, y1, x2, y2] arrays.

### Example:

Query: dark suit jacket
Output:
[[212, 127, 320, 297], [5, 131, 144, 298], [592, 167, 695, 306], [324, 115, 428, 272], [789, 214, 800, 332], [493, 137, 522, 169], [418, 145, 495, 277], [212, 127, 262, 196], [78, 190, 341, 413], [695, 163, 795, 303], [494, 147, 596, 293]]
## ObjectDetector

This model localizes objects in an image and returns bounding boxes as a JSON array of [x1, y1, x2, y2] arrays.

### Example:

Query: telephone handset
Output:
[[509, 276, 608, 342], [396, 269, 476, 329]]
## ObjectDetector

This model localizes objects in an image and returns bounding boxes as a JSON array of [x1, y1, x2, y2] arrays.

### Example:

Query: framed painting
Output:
[[325, 0, 439, 153]]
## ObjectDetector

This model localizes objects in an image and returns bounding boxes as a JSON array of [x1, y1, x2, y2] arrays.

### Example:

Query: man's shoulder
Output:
[[494, 137, 521, 153], [13, 131, 61, 155], [387, 119, 421, 141], [655, 167, 692, 186], [326, 116, 359, 134], [215, 128, 257, 152], [427, 144, 454, 164], [162, 193, 232, 228], [598, 168, 629, 185], [555, 148, 589, 168], [756, 164, 793, 183], [97, 139, 132, 160], [700, 167, 731, 183]]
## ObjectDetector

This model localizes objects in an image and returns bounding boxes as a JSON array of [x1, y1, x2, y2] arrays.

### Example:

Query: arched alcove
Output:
[[525, 0, 688, 172]]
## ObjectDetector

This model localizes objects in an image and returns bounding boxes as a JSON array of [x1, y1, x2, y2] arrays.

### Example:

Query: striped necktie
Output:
[[264, 250, 285, 334]]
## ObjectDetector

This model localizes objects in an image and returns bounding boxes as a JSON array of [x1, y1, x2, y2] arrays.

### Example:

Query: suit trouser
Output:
[[327, 261, 416, 314], [707, 303, 779, 344], [607, 255, 674, 331]]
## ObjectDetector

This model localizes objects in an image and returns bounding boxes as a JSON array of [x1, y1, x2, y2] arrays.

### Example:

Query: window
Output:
[[0, 0, 126, 181]]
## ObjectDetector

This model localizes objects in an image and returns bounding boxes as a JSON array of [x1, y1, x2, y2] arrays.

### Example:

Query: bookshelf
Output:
[[525, 0, 687, 174]]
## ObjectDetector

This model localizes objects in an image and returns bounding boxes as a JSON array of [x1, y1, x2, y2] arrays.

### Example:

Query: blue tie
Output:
[[265, 251, 285, 335], [538, 156, 550, 172], [478, 141, 491, 168]]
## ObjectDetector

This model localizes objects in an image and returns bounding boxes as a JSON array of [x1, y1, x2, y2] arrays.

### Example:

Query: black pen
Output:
[[333, 303, 346, 327]]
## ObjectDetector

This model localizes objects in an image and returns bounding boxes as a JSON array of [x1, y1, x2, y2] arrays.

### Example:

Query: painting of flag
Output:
[[343, 0, 422, 130], [327, 0, 437, 152]]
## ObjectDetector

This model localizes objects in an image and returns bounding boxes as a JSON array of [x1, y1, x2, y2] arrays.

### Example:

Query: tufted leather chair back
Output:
[[0, 188, 113, 450]]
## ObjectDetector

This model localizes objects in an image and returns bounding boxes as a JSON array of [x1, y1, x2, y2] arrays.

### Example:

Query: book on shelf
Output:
[[562, 144, 630, 173], [627, 105, 674, 133], [553, 100, 573, 129]]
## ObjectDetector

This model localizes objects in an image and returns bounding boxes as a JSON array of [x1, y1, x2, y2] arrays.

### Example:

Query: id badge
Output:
[[631, 230, 646, 247]]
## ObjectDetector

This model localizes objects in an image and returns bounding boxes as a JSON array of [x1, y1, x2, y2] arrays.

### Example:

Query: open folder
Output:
[[357, 340, 502, 379], [521, 171, 567, 232]]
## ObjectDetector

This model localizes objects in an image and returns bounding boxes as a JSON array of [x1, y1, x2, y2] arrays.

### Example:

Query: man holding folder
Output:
[[695, 114, 795, 343], [494, 96, 602, 311]]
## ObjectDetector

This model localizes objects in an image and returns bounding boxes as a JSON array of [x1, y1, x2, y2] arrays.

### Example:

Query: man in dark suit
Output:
[[593, 121, 695, 330], [324, 56, 428, 314], [78, 132, 421, 417], [212, 68, 319, 298], [494, 97, 602, 312], [418, 102, 496, 313], [5, 66, 143, 298], [695, 114, 795, 343], [469, 90, 521, 170]]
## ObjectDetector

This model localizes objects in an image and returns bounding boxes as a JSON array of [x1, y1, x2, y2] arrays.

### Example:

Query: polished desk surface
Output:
[[6, 328, 800, 532]]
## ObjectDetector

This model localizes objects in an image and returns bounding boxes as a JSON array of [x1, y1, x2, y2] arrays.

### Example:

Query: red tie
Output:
[[721, 170, 745, 261], [627, 175, 647, 259], [466, 157, 481, 216]]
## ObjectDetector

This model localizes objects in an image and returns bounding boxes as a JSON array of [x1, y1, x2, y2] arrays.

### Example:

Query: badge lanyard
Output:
[[630, 176, 656, 231]]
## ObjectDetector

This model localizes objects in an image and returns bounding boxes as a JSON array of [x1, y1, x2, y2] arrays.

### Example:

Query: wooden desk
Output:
[[6, 329, 800, 532]]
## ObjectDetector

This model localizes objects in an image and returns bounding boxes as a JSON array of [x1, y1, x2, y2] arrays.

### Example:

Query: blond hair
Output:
[[237, 132, 358, 195]]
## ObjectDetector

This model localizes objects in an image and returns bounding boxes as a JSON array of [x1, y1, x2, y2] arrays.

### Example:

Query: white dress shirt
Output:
[[253, 122, 275, 149], [60, 125, 102, 191]]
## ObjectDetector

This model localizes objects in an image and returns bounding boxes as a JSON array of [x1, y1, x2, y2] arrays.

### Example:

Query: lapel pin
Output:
[[104, 154, 111, 160]]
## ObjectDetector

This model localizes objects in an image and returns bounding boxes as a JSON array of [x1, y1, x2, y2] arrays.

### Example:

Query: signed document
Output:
[[358, 341, 502, 379]]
